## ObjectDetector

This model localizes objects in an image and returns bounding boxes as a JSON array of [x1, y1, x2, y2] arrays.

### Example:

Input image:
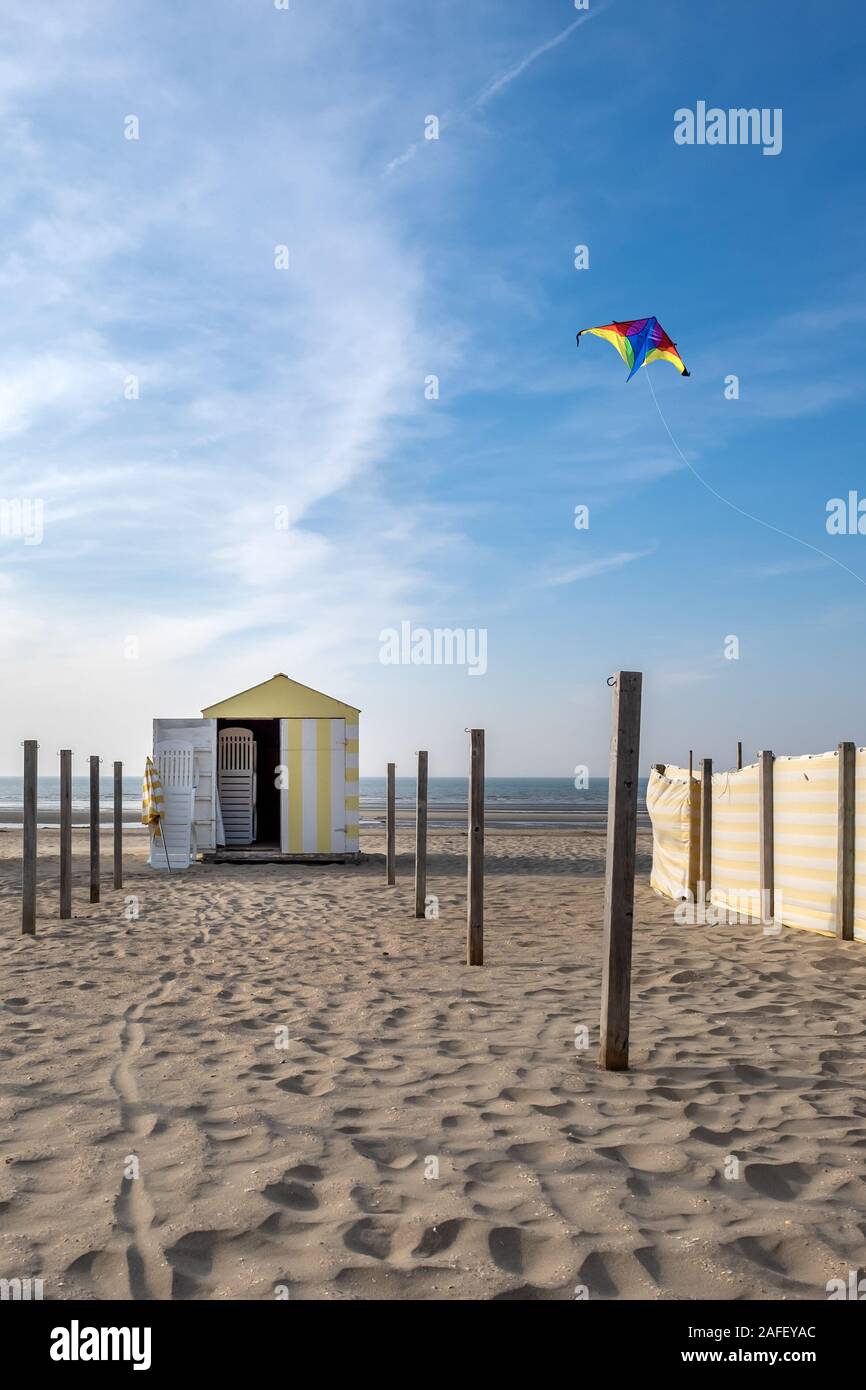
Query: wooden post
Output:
[[758, 750, 774, 924], [60, 749, 72, 919], [699, 757, 713, 900], [685, 750, 699, 900], [89, 755, 100, 903], [22, 740, 37, 936], [386, 762, 396, 885], [687, 776, 700, 903], [113, 761, 123, 890], [467, 729, 485, 965], [736, 741, 743, 771], [414, 750, 428, 919], [598, 673, 642, 1071], [836, 742, 855, 941]]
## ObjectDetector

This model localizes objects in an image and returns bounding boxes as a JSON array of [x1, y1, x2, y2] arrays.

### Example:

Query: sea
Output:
[[0, 776, 649, 830], [359, 776, 649, 828]]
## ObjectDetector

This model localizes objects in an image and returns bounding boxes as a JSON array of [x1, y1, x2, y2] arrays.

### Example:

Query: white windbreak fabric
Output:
[[711, 764, 761, 920], [646, 767, 696, 900], [648, 750, 866, 942]]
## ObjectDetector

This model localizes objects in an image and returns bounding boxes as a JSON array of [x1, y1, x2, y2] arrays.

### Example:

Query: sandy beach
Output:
[[1, 824, 865, 1301]]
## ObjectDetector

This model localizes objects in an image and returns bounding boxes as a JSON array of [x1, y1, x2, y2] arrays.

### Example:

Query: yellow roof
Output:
[[201, 673, 360, 720]]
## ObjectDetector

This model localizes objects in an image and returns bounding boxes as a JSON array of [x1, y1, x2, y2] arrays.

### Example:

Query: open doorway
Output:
[[216, 718, 280, 847]]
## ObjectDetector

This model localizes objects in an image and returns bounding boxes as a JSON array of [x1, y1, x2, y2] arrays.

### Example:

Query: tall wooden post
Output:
[[598, 673, 642, 1070], [686, 750, 700, 900], [467, 729, 485, 965], [687, 776, 700, 902], [414, 750, 428, 919], [22, 740, 37, 936], [699, 757, 713, 899], [736, 741, 743, 771], [386, 762, 396, 885], [758, 750, 774, 924], [113, 761, 123, 890], [836, 742, 855, 941], [60, 749, 72, 919], [89, 755, 100, 904]]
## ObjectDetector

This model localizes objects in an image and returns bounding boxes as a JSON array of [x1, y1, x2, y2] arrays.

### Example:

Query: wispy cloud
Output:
[[385, 3, 609, 175], [0, 0, 473, 766], [476, 5, 606, 108], [542, 547, 655, 588]]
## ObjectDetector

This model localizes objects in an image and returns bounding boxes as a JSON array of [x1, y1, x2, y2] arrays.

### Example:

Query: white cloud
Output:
[[0, 0, 474, 769], [385, 2, 609, 175], [542, 548, 655, 587], [476, 5, 606, 108]]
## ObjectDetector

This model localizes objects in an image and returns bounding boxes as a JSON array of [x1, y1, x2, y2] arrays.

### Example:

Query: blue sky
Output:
[[1, 0, 865, 776]]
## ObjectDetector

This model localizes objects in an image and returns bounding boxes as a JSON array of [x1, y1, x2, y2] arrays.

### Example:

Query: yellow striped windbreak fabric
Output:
[[647, 767, 697, 899], [649, 751, 866, 942], [141, 756, 165, 837], [711, 765, 761, 919], [773, 753, 838, 937]]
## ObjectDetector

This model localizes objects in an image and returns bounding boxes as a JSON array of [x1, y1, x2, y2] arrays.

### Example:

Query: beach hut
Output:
[[151, 674, 360, 865]]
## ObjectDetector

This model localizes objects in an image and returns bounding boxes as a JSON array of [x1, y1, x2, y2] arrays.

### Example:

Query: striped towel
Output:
[[141, 756, 165, 837]]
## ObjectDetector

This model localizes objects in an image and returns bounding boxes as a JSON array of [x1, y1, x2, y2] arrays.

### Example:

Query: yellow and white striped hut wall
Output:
[[201, 674, 360, 858]]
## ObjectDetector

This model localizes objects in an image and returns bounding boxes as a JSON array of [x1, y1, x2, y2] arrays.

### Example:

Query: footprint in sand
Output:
[[744, 1161, 813, 1201], [409, 1218, 464, 1258], [350, 1184, 406, 1215], [488, 1226, 575, 1285], [284, 1163, 323, 1182], [104, 973, 177, 1299], [595, 1142, 688, 1175], [276, 1072, 335, 1097], [351, 1136, 417, 1169], [508, 1139, 582, 1171], [262, 1177, 319, 1211], [343, 1217, 393, 1260]]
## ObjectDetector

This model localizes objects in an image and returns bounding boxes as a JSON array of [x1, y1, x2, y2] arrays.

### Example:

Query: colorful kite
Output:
[[576, 317, 689, 380]]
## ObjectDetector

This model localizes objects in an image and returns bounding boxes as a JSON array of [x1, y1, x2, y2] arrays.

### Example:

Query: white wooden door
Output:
[[152, 718, 217, 854], [218, 727, 256, 845], [151, 744, 194, 869]]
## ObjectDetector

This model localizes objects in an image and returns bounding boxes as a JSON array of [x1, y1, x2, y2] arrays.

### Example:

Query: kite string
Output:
[[644, 369, 866, 589]]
